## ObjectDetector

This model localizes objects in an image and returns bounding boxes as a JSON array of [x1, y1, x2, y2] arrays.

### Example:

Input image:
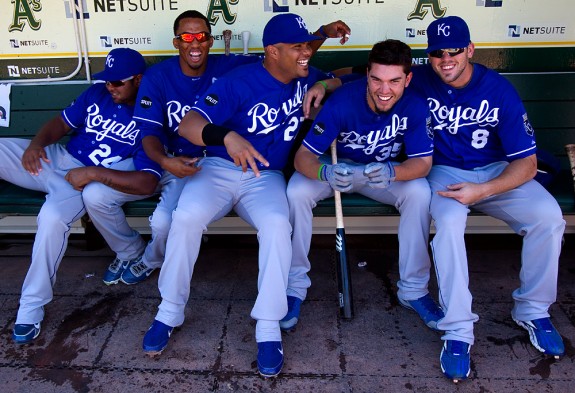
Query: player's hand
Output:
[[322, 20, 351, 45], [22, 144, 50, 176], [436, 182, 489, 205], [364, 162, 395, 189], [162, 156, 201, 178], [325, 163, 354, 192], [223, 131, 269, 176], [65, 167, 92, 191], [303, 83, 328, 119]]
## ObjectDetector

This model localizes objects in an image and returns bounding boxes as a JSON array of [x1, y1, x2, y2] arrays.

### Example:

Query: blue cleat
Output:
[[440, 340, 471, 383], [279, 296, 303, 331], [514, 317, 565, 358], [143, 320, 176, 356], [102, 257, 131, 285], [13, 322, 41, 344], [257, 341, 284, 378], [120, 257, 156, 285], [399, 293, 445, 331]]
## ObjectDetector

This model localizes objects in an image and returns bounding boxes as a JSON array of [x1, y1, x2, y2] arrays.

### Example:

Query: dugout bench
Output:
[[1, 73, 575, 236]]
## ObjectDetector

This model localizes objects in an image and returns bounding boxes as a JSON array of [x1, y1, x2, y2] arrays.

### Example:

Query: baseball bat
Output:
[[330, 141, 354, 319], [223, 30, 231, 55]]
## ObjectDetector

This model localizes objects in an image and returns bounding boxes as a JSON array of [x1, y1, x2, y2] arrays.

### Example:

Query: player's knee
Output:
[[149, 207, 172, 237], [399, 179, 431, 206], [82, 183, 108, 208], [258, 212, 292, 236]]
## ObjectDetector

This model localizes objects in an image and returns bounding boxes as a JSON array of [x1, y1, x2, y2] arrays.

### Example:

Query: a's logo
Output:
[[264, 0, 288, 13], [140, 97, 152, 109], [10, 39, 20, 48], [9, 0, 42, 32], [100, 36, 112, 48], [508, 25, 521, 37], [205, 94, 219, 106], [64, 0, 90, 19], [407, 0, 446, 21], [0, 106, 6, 120], [477, 0, 502, 7], [207, 0, 238, 26], [8, 65, 21, 77], [313, 123, 325, 135]]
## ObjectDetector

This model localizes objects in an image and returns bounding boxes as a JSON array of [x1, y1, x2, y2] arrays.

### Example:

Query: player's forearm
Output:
[[143, 135, 170, 168], [86, 167, 158, 195], [393, 156, 432, 181], [480, 155, 537, 198], [30, 116, 70, 148], [179, 111, 208, 146], [294, 146, 322, 180]]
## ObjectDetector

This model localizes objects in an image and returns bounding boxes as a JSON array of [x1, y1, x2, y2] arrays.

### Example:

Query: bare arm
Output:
[[303, 78, 342, 119], [437, 154, 537, 205], [393, 156, 432, 181], [22, 116, 71, 175], [65, 167, 159, 195], [179, 110, 269, 176], [309, 20, 351, 53], [142, 135, 200, 178], [294, 145, 322, 180]]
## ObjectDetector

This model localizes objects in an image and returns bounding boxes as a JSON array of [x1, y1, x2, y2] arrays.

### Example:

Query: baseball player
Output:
[[1, 48, 162, 344], [409, 16, 565, 382], [141, 13, 349, 378], [94, 10, 351, 285], [283, 40, 443, 334]]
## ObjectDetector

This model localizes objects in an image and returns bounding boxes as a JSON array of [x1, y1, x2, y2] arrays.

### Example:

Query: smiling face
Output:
[[265, 42, 313, 84], [105, 75, 141, 106], [173, 17, 214, 77], [366, 63, 411, 114], [429, 43, 475, 88]]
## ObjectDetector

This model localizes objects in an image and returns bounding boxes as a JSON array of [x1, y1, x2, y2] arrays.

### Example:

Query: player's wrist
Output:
[[318, 164, 328, 181], [202, 123, 232, 145], [315, 80, 328, 91], [315, 25, 328, 39]]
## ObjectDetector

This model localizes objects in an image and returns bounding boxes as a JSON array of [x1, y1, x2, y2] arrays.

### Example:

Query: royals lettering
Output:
[[166, 100, 192, 130], [85, 104, 139, 145], [428, 98, 500, 134], [247, 81, 307, 136], [340, 114, 407, 160]]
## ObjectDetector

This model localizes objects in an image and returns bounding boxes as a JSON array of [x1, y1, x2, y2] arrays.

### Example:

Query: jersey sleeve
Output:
[[496, 80, 537, 160], [402, 94, 434, 158], [302, 94, 343, 156], [133, 74, 167, 141], [61, 85, 99, 129], [190, 76, 242, 126]]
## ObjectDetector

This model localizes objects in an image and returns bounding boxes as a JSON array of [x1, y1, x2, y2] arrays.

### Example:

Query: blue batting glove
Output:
[[363, 162, 395, 189]]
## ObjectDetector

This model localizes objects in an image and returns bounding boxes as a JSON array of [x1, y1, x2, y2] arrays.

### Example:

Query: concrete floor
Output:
[[0, 233, 574, 392]]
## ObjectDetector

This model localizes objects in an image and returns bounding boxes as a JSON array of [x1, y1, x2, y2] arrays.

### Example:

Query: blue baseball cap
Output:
[[262, 13, 322, 47], [426, 16, 471, 53], [93, 48, 146, 81]]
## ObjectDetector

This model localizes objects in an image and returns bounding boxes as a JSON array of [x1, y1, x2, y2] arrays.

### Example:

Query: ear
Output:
[[208, 36, 214, 49], [404, 71, 413, 88], [467, 42, 475, 59], [134, 74, 143, 87], [265, 45, 280, 60], [173, 37, 180, 50]]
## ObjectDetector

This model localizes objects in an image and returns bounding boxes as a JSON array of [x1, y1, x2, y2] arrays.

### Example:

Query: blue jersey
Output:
[[192, 62, 332, 170], [63, 83, 161, 178], [410, 63, 536, 170], [134, 54, 260, 157], [304, 77, 433, 163]]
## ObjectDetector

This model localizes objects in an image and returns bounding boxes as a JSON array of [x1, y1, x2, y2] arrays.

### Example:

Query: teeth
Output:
[[378, 95, 391, 101], [442, 64, 455, 70], [297, 59, 309, 66]]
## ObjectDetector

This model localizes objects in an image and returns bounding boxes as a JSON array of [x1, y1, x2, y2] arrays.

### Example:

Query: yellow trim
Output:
[[0, 41, 573, 59]]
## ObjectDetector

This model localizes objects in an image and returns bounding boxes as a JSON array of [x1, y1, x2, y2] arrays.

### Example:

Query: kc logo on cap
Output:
[[426, 16, 471, 53]]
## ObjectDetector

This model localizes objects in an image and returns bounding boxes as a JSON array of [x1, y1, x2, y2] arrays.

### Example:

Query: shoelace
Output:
[[109, 258, 123, 272], [131, 261, 148, 276]]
